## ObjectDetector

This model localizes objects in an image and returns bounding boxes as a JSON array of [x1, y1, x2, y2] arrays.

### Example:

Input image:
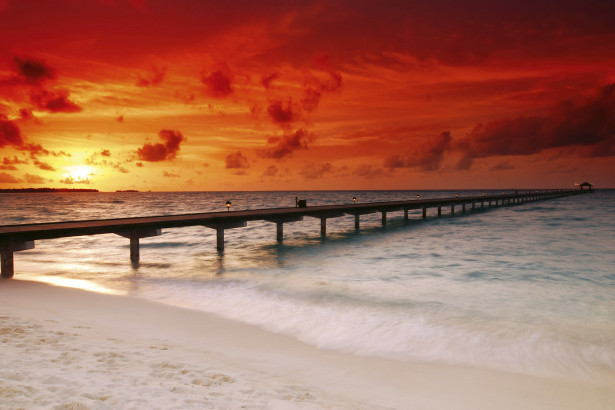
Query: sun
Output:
[[64, 165, 95, 181]]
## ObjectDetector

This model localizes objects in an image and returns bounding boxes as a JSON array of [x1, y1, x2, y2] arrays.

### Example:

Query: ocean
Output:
[[1, 190, 614, 381]]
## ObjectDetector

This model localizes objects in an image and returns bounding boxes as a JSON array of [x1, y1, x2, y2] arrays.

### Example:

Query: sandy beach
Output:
[[1, 279, 614, 410]]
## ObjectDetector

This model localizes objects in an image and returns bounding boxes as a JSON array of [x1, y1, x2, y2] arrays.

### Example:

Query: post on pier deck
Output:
[[1, 240, 35, 278], [265, 215, 303, 243], [202, 220, 248, 251], [115, 227, 162, 265]]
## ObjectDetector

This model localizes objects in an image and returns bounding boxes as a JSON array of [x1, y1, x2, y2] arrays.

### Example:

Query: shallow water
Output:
[[2, 189, 614, 380]]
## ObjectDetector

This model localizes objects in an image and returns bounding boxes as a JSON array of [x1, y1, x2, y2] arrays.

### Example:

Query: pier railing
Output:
[[0, 189, 586, 278]]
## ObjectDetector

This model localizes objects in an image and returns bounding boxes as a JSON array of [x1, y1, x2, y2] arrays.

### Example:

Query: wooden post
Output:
[[437, 206, 442, 217], [381, 212, 387, 226], [320, 218, 327, 236], [472, 202, 476, 209], [422, 206, 427, 219], [0, 240, 35, 278], [130, 237, 139, 264], [404, 209, 408, 221], [451, 204, 455, 215], [1, 251, 14, 279], [276, 222, 283, 242], [217, 228, 225, 251], [462, 203, 466, 213], [355, 214, 360, 230]]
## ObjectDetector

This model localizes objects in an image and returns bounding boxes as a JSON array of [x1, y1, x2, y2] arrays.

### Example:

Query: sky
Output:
[[1, 0, 614, 191]]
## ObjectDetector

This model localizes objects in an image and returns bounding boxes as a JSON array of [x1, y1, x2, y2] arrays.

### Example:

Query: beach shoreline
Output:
[[2, 279, 614, 409]]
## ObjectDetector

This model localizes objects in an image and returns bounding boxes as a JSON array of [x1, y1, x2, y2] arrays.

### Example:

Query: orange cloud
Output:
[[137, 130, 185, 162]]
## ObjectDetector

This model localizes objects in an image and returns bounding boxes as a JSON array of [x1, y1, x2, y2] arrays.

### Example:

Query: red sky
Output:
[[1, 0, 614, 191]]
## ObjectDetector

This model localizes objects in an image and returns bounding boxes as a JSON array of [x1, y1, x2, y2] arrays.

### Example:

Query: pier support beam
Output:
[[381, 212, 387, 226], [422, 206, 427, 219], [265, 215, 303, 242], [462, 203, 466, 213], [472, 202, 476, 210], [202, 221, 247, 251], [451, 204, 455, 215], [355, 214, 360, 230], [1, 240, 35, 278], [437, 206, 442, 217], [404, 209, 408, 221], [115, 228, 162, 265], [321, 218, 327, 236]]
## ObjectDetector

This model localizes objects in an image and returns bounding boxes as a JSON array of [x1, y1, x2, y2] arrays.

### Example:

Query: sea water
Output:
[[1, 190, 614, 380]]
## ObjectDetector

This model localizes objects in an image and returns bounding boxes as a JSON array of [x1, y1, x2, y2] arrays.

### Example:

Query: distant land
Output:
[[0, 188, 99, 193]]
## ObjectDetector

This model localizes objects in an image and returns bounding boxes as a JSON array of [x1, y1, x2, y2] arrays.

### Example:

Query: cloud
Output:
[[101, 149, 111, 157], [24, 173, 46, 183], [33, 159, 55, 171], [137, 129, 185, 162], [300, 162, 333, 179], [266, 99, 294, 126], [261, 73, 279, 89], [490, 161, 514, 171], [117, 115, 124, 123], [353, 165, 387, 179], [201, 64, 233, 98], [262, 165, 278, 177], [0, 115, 24, 147], [3, 156, 28, 165], [0, 165, 17, 170], [258, 129, 314, 159], [136, 66, 166, 87], [19, 108, 34, 120], [163, 170, 180, 177], [0, 172, 22, 183], [136, 162, 143, 167], [13, 56, 56, 84], [59, 176, 91, 185], [384, 131, 453, 171], [457, 82, 615, 167], [225, 151, 249, 169], [30, 89, 82, 113]]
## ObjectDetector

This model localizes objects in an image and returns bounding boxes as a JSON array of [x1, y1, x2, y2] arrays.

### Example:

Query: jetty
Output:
[[0, 189, 588, 278]]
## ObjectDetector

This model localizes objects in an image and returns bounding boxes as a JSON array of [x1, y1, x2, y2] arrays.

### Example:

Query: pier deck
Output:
[[0, 189, 585, 278]]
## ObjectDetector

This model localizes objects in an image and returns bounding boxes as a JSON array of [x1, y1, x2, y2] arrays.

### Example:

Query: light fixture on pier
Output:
[[482, 192, 485, 196], [456, 193, 459, 197], [353, 196, 357, 204], [226, 200, 232, 211], [416, 194, 420, 199]]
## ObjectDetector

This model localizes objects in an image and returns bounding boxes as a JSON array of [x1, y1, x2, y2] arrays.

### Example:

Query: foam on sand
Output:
[[1, 279, 614, 409]]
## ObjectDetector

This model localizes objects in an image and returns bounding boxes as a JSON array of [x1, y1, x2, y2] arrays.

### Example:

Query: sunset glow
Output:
[[1, 0, 614, 191]]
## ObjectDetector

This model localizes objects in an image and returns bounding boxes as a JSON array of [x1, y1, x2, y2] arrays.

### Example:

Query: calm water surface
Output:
[[1, 190, 614, 381]]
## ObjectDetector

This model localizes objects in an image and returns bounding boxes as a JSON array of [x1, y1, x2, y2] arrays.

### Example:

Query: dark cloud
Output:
[[0, 172, 22, 183], [457, 82, 615, 167], [0, 115, 24, 147], [117, 115, 124, 123], [24, 173, 46, 184], [225, 151, 249, 169], [301, 69, 343, 113], [353, 165, 386, 179], [258, 129, 314, 159], [163, 170, 180, 177], [3, 156, 28, 165], [30, 89, 82, 113], [261, 73, 279, 89], [13, 56, 56, 85], [384, 131, 452, 171], [201, 65, 233, 98], [0, 165, 17, 170], [51, 150, 72, 157], [19, 108, 34, 120], [136, 66, 166, 87], [137, 129, 185, 162], [101, 149, 111, 157], [262, 165, 278, 177], [33, 159, 55, 171], [300, 162, 333, 179], [136, 162, 143, 167], [267, 99, 294, 126]]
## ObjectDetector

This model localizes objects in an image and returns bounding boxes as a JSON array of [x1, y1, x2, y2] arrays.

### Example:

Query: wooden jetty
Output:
[[0, 189, 587, 278]]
